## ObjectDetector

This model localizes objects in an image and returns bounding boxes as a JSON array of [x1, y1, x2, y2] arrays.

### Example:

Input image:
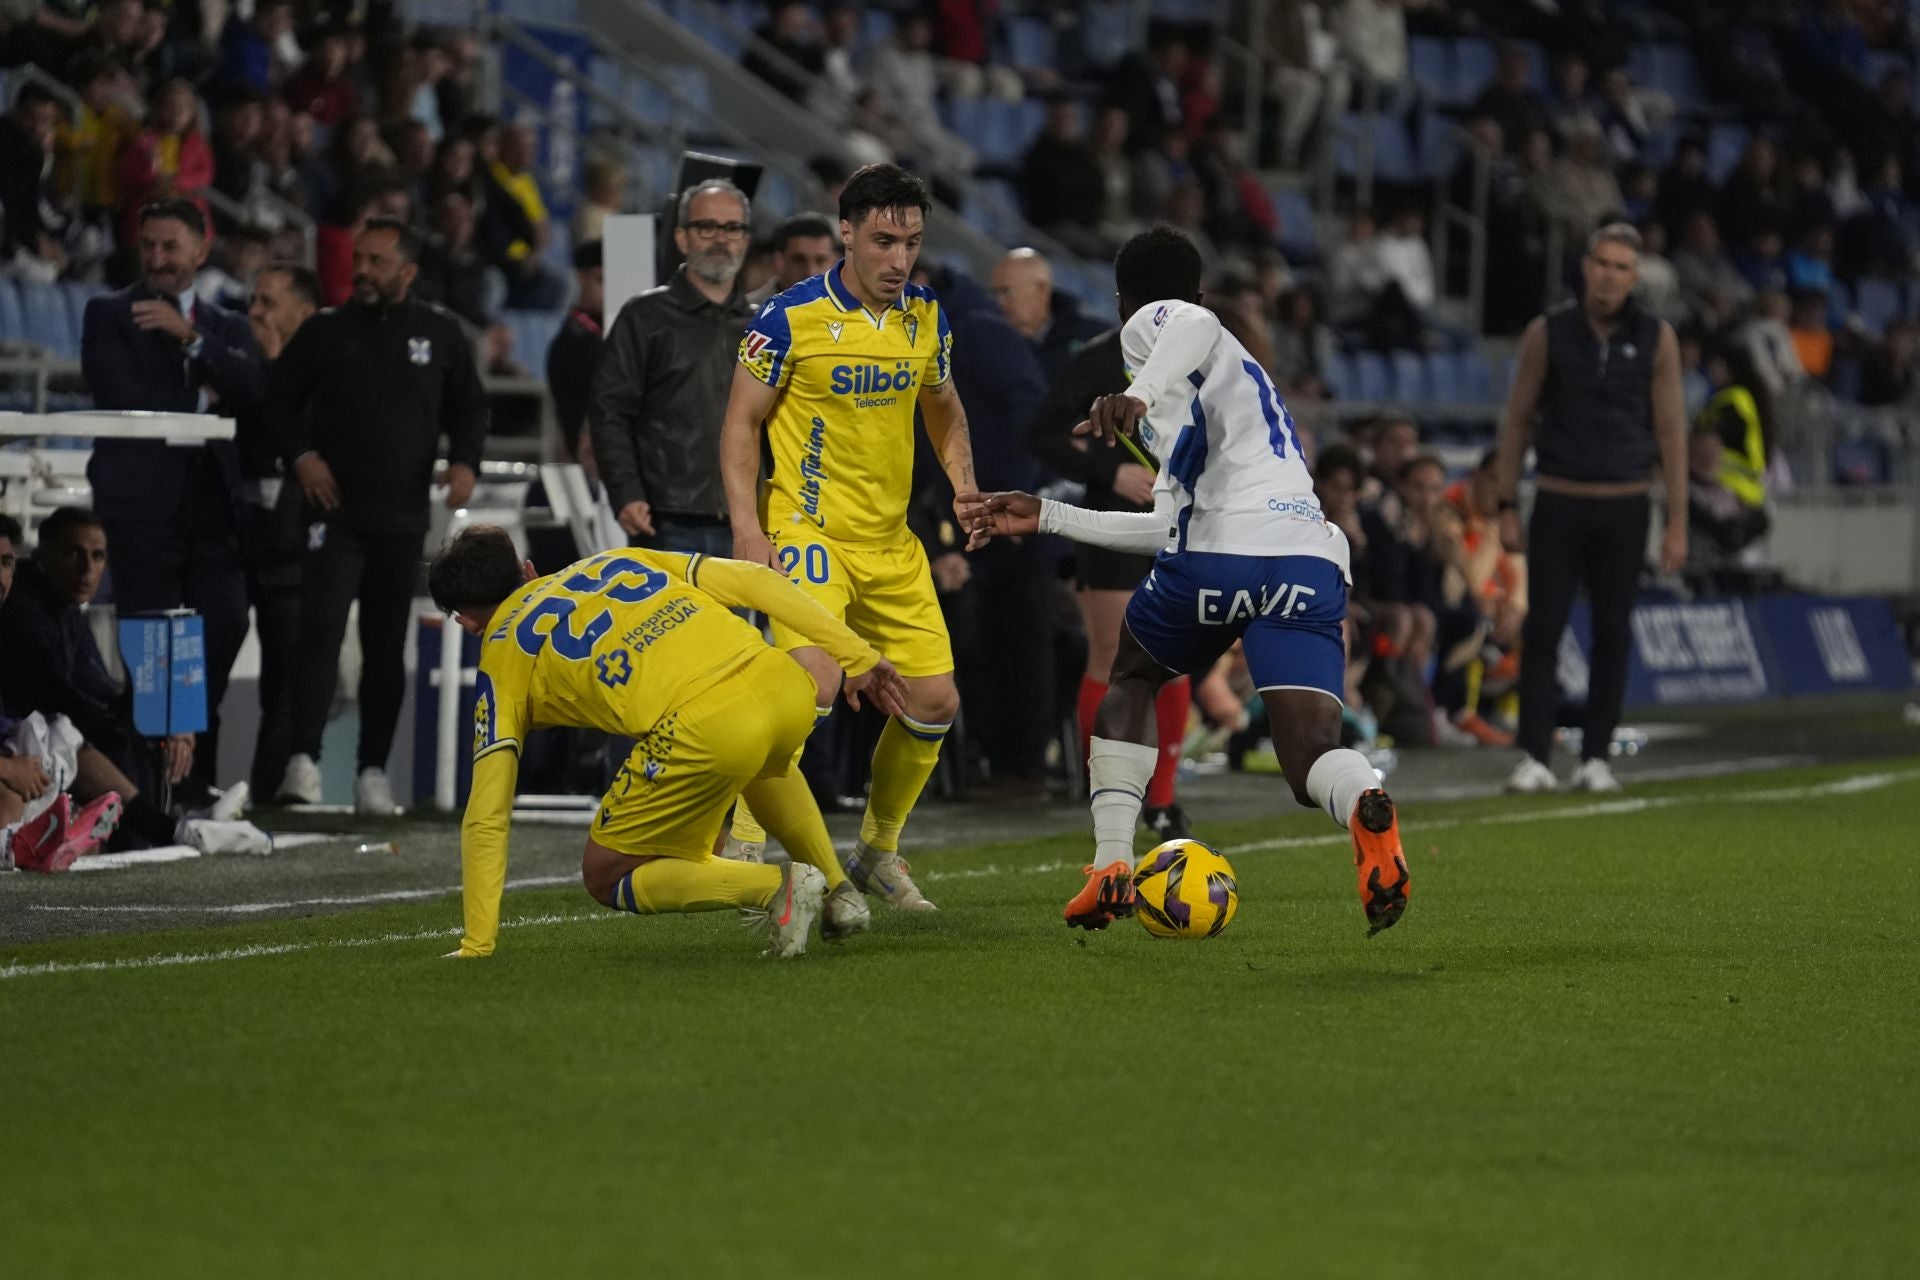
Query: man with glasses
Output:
[[587, 179, 757, 557]]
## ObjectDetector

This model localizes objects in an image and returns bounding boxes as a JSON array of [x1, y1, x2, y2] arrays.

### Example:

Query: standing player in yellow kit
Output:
[[431, 526, 908, 959], [720, 164, 976, 912]]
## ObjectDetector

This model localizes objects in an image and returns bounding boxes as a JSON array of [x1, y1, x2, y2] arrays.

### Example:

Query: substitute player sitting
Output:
[[430, 526, 909, 959], [959, 227, 1411, 936], [720, 163, 978, 911]]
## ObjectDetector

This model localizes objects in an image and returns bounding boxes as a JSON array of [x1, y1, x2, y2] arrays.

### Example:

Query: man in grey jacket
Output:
[[586, 179, 755, 557]]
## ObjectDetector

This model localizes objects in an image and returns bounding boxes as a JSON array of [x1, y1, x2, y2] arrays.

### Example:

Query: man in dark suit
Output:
[[81, 197, 266, 802], [545, 237, 604, 464]]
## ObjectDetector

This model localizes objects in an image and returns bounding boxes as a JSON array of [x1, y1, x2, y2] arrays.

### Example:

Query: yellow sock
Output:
[[609, 856, 782, 914], [859, 713, 951, 853], [739, 769, 846, 891], [730, 707, 830, 847]]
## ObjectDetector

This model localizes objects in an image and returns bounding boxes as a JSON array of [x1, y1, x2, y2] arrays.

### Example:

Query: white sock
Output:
[[1089, 737, 1158, 868], [1306, 748, 1379, 829]]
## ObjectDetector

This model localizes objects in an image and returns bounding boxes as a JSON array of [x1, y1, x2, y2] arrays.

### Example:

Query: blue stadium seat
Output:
[[1272, 187, 1316, 259], [1854, 278, 1900, 336], [859, 8, 895, 51], [1410, 37, 1453, 103], [1354, 351, 1390, 402], [1425, 351, 1462, 403], [1707, 124, 1748, 183], [664, 66, 710, 114], [1001, 16, 1055, 69], [505, 310, 564, 370], [1452, 39, 1498, 104], [0, 279, 24, 345], [1324, 351, 1355, 401], [1335, 115, 1418, 182], [19, 282, 71, 359], [1464, 351, 1496, 403], [631, 144, 673, 204], [61, 283, 106, 358], [586, 57, 626, 127], [1390, 351, 1427, 402], [1080, 2, 1132, 69], [1647, 44, 1703, 109]]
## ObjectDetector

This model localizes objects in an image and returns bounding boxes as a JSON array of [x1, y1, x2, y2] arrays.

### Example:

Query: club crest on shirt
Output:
[[826, 320, 844, 343], [408, 337, 432, 365], [905, 315, 919, 347]]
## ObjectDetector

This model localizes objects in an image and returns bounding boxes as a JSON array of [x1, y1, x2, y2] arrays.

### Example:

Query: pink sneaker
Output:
[[69, 791, 123, 845], [12, 795, 92, 873]]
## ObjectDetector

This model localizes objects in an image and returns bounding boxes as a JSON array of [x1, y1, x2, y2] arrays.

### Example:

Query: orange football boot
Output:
[[1350, 789, 1410, 936], [1063, 861, 1136, 930]]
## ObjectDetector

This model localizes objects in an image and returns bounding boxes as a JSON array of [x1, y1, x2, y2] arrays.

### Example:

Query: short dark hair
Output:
[[259, 261, 321, 308], [360, 215, 421, 264], [0, 513, 22, 545], [38, 507, 104, 553], [1115, 225, 1203, 309], [838, 163, 930, 228], [572, 238, 603, 272], [429, 525, 524, 614], [13, 81, 62, 116], [1398, 453, 1447, 483], [65, 51, 119, 90], [138, 198, 207, 239], [1314, 442, 1365, 484], [772, 212, 834, 252]]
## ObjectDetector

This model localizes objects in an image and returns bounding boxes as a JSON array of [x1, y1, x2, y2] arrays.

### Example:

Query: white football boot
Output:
[[1505, 757, 1559, 794], [1569, 758, 1623, 793], [354, 767, 400, 816], [819, 879, 872, 942], [277, 753, 322, 805], [751, 861, 826, 959], [841, 839, 938, 912]]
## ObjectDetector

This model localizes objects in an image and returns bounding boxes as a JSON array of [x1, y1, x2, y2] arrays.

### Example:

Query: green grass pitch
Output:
[[5, 758, 1919, 1279]]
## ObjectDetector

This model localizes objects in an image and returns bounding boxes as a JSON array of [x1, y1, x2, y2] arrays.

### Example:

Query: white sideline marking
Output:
[[9, 768, 1918, 981], [0, 910, 617, 981], [28, 875, 577, 915]]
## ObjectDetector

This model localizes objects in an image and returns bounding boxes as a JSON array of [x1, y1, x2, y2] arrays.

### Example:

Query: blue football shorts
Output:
[[1122, 551, 1347, 701]]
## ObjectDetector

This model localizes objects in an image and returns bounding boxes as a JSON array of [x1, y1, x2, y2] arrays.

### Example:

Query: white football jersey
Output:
[[1120, 299, 1350, 579]]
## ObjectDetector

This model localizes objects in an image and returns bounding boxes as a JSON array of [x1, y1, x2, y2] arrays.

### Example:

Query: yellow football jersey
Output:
[[738, 262, 953, 546]]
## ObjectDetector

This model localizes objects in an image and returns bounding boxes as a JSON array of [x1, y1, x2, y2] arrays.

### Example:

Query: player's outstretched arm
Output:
[[957, 490, 1172, 555], [692, 556, 893, 695], [720, 366, 781, 567], [450, 746, 520, 958]]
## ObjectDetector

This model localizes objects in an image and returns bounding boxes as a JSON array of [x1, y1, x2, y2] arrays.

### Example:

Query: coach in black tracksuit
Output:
[[265, 216, 488, 808], [1494, 223, 1688, 789]]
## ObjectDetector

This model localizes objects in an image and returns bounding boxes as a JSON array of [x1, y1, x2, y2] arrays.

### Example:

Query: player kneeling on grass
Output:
[[958, 226, 1410, 937], [429, 526, 910, 959]]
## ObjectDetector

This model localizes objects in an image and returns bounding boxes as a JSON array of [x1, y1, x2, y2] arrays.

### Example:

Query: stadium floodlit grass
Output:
[[6, 759, 1919, 1279]]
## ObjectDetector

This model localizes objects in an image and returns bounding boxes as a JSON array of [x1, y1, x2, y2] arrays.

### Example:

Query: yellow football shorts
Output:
[[766, 527, 954, 678], [590, 648, 817, 858]]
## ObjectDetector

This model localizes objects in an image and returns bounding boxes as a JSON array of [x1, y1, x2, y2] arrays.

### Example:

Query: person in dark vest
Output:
[[1493, 222, 1688, 794]]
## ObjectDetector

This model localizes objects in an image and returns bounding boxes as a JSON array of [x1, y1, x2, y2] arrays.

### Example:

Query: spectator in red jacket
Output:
[[116, 78, 212, 247], [282, 22, 360, 127]]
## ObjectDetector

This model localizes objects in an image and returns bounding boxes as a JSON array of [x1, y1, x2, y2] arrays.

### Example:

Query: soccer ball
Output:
[[1132, 839, 1239, 939]]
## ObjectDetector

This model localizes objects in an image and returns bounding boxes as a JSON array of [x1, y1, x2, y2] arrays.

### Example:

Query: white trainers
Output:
[[717, 834, 764, 863], [819, 879, 872, 942], [277, 753, 322, 805], [756, 861, 826, 958], [842, 840, 938, 912], [178, 818, 274, 856], [354, 767, 399, 817], [1569, 758, 1623, 793], [1505, 757, 1559, 794], [207, 782, 250, 822]]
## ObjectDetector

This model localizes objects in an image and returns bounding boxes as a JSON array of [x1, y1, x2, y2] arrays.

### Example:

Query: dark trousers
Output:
[[289, 521, 426, 772], [970, 539, 1055, 781], [242, 495, 305, 796], [1518, 490, 1649, 764], [102, 465, 248, 797]]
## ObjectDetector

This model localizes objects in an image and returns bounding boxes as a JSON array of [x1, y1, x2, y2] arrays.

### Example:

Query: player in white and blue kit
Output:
[[960, 228, 1410, 935]]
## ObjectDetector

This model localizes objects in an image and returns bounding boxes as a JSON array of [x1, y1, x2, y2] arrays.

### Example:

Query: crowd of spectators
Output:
[[0, 0, 567, 367]]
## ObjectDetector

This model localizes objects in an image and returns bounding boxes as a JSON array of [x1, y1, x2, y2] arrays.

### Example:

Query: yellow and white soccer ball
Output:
[[1132, 839, 1239, 939]]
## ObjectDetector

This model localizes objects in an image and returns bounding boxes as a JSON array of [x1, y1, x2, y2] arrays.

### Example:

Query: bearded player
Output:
[[719, 164, 977, 912], [960, 227, 1410, 936]]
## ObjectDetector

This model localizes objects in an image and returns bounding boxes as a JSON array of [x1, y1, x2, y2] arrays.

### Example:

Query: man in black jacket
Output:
[[81, 198, 266, 804], [586, 180, 753, 557], [265, 216, 489, 814]]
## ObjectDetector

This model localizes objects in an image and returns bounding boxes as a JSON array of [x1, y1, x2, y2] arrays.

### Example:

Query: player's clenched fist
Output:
[[954, 491, 1041, 549], [1074, 392, 1149, 445]]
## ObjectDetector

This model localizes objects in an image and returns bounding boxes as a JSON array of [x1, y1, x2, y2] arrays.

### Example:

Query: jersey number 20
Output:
[[514, 556, 669, 660]]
